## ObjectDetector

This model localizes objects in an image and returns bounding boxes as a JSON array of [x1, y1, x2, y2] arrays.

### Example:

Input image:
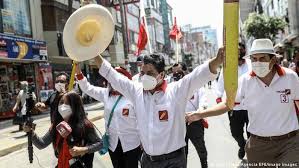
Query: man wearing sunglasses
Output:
[[35, 72, 69, 122]]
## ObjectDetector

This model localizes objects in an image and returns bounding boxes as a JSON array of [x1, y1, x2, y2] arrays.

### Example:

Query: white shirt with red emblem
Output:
[[235, 66, 299, 136], [99, 60, 217, 156], [185, 88, 208, 112], [77, 77, 140, 152]]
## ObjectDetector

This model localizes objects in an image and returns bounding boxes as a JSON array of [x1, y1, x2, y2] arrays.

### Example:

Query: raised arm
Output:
[[94, 56, 139, 103], [75, 65, 107, 102]]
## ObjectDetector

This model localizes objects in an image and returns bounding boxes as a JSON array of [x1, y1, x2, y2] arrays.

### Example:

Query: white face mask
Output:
[[55, 83, 66, 93], [141, 74, 158, 91], [252, 62, 271, 77], [58, 104, 72, 119]]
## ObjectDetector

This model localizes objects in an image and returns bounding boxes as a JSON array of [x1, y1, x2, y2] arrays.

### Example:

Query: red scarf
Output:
[[55, 134, 72, 168], [110, 90, 121, 96]]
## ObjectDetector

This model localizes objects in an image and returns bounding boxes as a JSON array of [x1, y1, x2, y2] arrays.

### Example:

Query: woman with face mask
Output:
[[23, 91, 102, 168], [75, 65, 141, 168]]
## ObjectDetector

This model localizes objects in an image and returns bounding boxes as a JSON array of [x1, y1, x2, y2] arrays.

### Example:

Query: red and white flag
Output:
[[136, 0, 148, 55], [169, 17, 182, 41]]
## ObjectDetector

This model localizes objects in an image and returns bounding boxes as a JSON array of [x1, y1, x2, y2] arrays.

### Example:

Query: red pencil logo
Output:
[[159, 110, 168, 121], [122, 108, 129, 116]]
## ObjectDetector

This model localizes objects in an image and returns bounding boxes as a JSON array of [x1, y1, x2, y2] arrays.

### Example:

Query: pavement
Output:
[[0, 116, 113, 168], [0, 84, 248, 167], [0, 102, 104, 157]]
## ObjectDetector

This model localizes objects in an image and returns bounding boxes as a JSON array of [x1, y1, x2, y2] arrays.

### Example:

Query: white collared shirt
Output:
[[99, 60, 216, 155], [77, 77, 140, 152], [215, 59, 251, 110], [185, 88, 208, 112], [236, 67, 299, 136], [132, 73, 142, 83]]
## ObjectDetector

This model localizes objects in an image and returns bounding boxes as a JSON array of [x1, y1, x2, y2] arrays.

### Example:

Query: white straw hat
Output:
[[63, 4, 115, 62], [244, 38, 279, 58]]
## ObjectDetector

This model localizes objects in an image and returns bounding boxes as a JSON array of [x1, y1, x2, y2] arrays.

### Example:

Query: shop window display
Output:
[[0, 63, 35, 118]]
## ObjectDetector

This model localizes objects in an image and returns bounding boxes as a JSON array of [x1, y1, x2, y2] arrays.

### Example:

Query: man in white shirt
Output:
[[215, 43, 251, 159], [173, 68, 209, 168], [93, 50, 223, 168], [187, 39, 299, 167]]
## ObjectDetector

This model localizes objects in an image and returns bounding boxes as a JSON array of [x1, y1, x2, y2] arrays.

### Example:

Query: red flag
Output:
[[136, 18, 148, 55], [136, 6, 148, 56], [169, 17, 182, 40]]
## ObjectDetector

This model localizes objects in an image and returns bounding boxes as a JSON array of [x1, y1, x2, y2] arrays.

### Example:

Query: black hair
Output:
[[239, 42, 246, 50], [137, 55, 144, 62], [173, 71, 185, 81], [239, 43, 246, 59], [294, 48, 299, 56], [172, 63, 187, 71], [269, 54, 276, 59], [143, 53, 165, 73], [52, 91, 88, 149], [56, 72, 70, 82]]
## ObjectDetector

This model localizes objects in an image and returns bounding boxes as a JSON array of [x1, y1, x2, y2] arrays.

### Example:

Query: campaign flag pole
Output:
[[176, 34, 179, 63], [223, 0, 239, 109]]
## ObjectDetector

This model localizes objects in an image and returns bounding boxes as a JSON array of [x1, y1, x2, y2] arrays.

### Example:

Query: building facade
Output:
[[254, 0, 299, 60], [181, 24, 218, 68], [0, 0, 48, 118]]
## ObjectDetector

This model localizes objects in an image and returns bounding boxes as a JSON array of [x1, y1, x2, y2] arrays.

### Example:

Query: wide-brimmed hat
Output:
[[244, 38, 280, 59], [63, 4, 115, 62]]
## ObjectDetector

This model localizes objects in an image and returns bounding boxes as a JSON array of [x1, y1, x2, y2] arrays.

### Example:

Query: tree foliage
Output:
[[243, 13, 287, 40]]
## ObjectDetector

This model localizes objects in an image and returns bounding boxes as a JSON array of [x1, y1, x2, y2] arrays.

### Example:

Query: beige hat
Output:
[[244, 38, 280, 58], [63, 4, 115, 62]]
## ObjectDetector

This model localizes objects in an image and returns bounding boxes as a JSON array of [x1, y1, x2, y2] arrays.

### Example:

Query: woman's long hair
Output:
[[52, 91, 87, 149]]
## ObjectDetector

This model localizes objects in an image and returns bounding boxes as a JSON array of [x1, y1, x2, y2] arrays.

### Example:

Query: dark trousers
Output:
[[108, 140, 141, 168], [141, 148, 186, 168], [185, 121, 207, 167], [228, 110, 250, 149]]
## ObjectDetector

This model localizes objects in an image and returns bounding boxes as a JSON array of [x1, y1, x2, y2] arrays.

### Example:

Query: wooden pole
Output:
[[176, 34, 179, 63]]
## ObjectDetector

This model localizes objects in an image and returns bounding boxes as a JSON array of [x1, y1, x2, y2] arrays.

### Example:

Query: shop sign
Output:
[[0, 33, 48, 61]]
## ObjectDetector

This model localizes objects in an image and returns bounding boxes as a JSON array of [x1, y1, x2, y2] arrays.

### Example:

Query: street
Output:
[[0, 85, 248, 168]]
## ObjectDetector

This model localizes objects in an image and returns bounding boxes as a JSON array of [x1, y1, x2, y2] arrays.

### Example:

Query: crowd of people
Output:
[[17, 38, 299, 168]]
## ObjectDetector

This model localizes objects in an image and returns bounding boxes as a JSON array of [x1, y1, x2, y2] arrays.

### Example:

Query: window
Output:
[[158, 0, 162, 13], [151, 0, 155, 8], [0, 0, 32, 37], [129, 30, 136, 45]]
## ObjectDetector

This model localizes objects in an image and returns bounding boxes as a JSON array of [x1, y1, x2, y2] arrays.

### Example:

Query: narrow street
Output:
[[0, 86, 247, 168]]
